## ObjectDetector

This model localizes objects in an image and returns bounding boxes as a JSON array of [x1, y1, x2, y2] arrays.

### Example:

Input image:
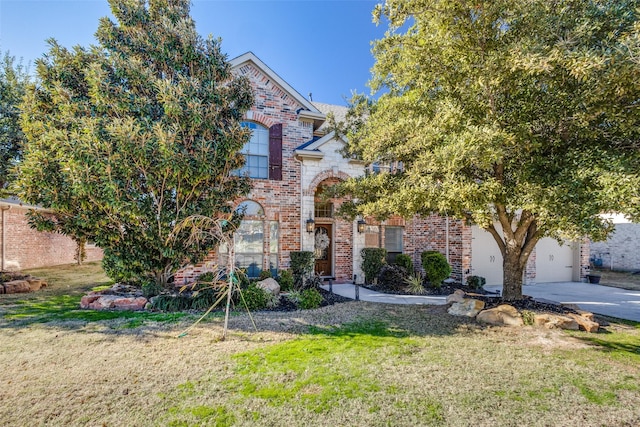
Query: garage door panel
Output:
[[471, 226, 503, 286], [535, 238, 574, 283]]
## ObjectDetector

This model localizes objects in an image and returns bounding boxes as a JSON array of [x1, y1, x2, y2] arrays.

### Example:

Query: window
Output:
[[236, 200, 264, 216], [385, 226, 403, 264], [234, 220, 264, 278], [314, 202, 333, 218], [237, 122, 269, 179], [218, 200, 277, 278]]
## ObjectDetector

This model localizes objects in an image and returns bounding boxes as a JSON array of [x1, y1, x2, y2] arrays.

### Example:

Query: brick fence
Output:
[[0, 202, 103, 271]]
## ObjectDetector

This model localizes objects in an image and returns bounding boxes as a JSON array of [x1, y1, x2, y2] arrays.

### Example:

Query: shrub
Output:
[[277, 269, 294, 292], [299, 288, 323, 309], [421, 251, 451, 289], [238, 284, 270, 311], [404, 273, 425, 294], [290, 251, 315, 290], [376, 264, 408, 292], [141, 280, 163, 298], [394, 254, 414, 273], [361, 248, 387, 284], [258, 270, 273, 280], [466, 275, 486, 290]]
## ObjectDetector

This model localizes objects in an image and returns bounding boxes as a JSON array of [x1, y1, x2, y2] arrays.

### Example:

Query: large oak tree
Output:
[[336, 0, 640, 299], [16, 0, 253, 286]]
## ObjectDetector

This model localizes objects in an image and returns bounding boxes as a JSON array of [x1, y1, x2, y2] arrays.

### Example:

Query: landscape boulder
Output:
[[446, 289, 466, 304], [476, 304, 524, 327], [80, 284, 147, 311], [567, 313, 600, 333], [448, 298, 485, 317], [1, 280, 31, 294], [534, 313, 580, 330], [256, 278, 280, 296]]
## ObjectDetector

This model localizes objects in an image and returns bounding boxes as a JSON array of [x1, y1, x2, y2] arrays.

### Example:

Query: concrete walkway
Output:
[[321, 281, 640, 322]]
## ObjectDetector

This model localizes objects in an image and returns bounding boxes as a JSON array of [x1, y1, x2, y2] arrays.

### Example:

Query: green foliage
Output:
[[290, 251, 315, 290], [521, 310, 535, 326], [404, 273, 425, 295], [299, 288, 323, 310], [376, 264, 408, 292], [239, 284, 270, 311], [0, 51, 30, 193], [394, 254, 413, 273], [15, 0, 253, 287], [466, 275, 486, 291], [277, 269, 294, 292], [361, 247, 387, 284], [421, 251, 451, 289], [142, 280, 163, 298], [333, 0, 640, 299], [258, 270, 273, 280]]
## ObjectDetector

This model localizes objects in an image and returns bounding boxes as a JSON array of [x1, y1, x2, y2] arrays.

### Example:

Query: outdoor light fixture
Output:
[[306, 218, 315, 233], [357, 218, 366, 234]]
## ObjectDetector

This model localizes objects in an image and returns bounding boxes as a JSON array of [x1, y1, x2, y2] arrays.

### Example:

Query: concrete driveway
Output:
[[485, 282, 640, 322]]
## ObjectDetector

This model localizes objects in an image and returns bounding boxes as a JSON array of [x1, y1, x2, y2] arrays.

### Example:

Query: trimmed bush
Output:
[[394, 254, 414, 273], [361, 248, 387, 285], [299, 288, 323, 309], [466, 275, 486, 290], [239, 283, 270, 311], [421, 251, 451, 289], [376, 264, 408, 292], [290, 251, 315, 290], [277, 269, 294, 292]]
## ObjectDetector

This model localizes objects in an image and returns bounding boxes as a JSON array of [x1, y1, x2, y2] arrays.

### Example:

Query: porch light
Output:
[[306, 218, 315, 233], [357, 218, 366, 234]]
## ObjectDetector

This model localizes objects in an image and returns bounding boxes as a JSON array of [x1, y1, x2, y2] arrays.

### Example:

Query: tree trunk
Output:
[[502, 251, 524, 300]]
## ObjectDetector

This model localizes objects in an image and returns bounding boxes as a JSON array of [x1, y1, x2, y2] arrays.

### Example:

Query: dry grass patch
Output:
[[594, 269, 640, 291], [0, 302, 638, 426], [1, 263, 639, 426]]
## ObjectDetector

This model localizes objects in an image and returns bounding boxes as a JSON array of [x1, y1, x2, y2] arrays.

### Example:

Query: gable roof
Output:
[[230, 52, 325, 128]]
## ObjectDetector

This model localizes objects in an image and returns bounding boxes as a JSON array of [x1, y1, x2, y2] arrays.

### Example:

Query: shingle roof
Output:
[[311, 102, 349, 134]]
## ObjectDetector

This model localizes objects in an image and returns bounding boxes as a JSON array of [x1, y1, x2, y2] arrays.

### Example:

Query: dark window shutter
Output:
[[269, 123, 283, 181]]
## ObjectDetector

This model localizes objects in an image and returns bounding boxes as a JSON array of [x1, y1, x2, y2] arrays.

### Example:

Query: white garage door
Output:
[[535, 238, 575, 283], [472, 226, 577, 285], [471, 226, 504, 286]]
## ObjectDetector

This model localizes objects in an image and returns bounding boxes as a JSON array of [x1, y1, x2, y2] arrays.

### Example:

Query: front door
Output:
[[314, 224, 332, 276]]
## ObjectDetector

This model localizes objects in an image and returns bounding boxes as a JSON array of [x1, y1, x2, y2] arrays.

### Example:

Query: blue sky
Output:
[[0, 0, 387, 105]]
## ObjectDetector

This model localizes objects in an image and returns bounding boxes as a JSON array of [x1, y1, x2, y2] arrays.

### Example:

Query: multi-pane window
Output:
[[237, 122, 269, 179], [218, 200, 278, 278], [234, 220, 264, 278], [385, 226, 403, 264]]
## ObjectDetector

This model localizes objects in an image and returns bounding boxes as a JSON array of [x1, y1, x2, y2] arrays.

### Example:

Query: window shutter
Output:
[[269, 123, 283, 180]]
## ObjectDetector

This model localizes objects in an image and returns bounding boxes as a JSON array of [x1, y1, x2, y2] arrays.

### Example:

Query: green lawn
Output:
[[0, 263, 639, 426]]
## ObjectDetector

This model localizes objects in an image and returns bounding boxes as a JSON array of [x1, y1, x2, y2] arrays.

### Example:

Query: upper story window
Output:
[[237, 122, 269, 179]]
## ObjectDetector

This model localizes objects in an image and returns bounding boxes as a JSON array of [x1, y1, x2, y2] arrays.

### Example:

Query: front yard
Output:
[[0, 263, 639, 426]]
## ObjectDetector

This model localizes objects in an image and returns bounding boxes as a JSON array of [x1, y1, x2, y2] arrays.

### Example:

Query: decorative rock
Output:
[[27, 278, 44, 291], [88, 295, 121, 310], [477, 304, 524, 327], [446, 289, 466, 304], [80, 294, 102, 308], [575, 310, 596, 322], [2, 280, 31, 294], [256, 278, 280, 296], [534, 313, 579, 330], [448, 298, 485, 317], [567, 313, 600, 333], [113, 297, 148, 311]]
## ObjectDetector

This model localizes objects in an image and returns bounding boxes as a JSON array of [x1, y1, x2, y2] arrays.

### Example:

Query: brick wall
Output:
[[589, 223, 640, 271], [175, 60, 313, 284], [0, 204, 103, 271]]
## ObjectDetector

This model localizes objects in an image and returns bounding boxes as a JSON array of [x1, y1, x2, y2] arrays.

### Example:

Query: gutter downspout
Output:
[[1, 205, 11, 271]]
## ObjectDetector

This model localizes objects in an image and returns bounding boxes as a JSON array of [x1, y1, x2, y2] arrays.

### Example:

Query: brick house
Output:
[[175, 52, 589, 286], [0, 198, 103, 271]]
